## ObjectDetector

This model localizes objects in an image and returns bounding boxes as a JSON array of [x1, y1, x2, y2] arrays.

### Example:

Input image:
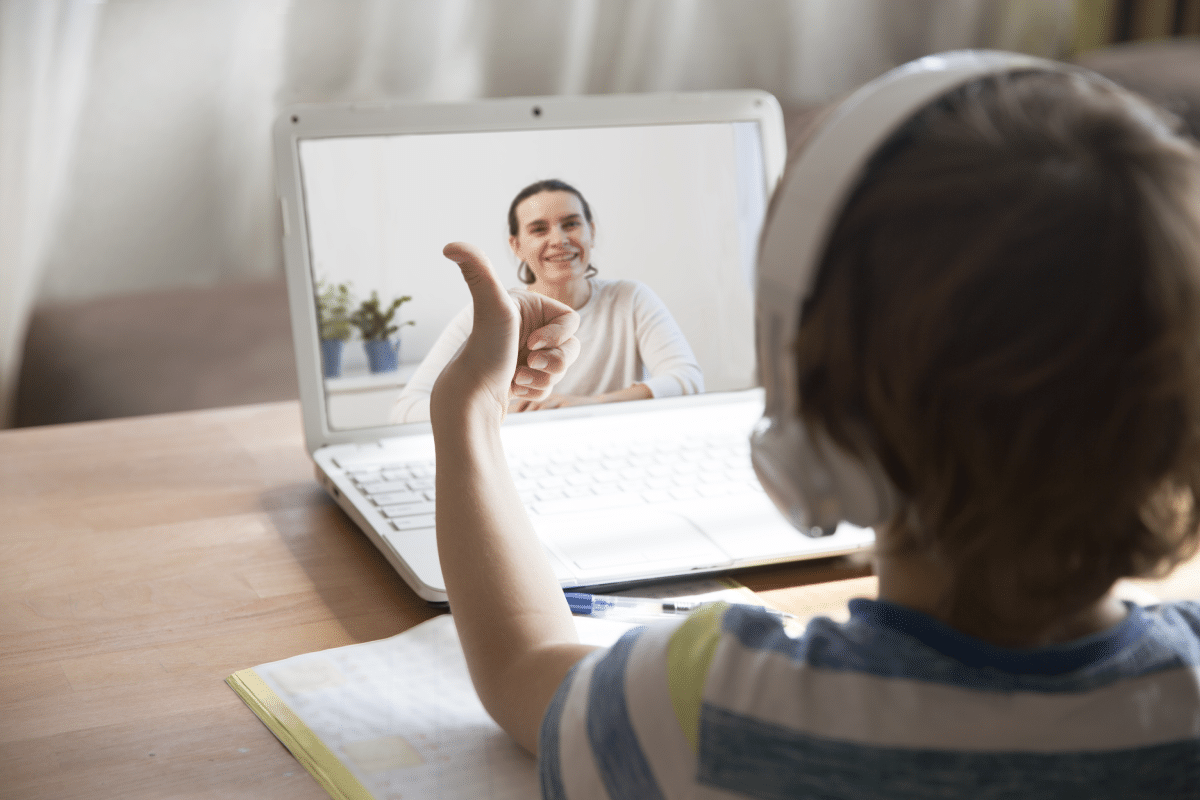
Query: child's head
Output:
[[793, 68, 1200, 631]]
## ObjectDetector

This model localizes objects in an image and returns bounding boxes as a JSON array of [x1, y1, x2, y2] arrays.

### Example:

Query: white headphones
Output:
[[750, 50, 1069, 535]]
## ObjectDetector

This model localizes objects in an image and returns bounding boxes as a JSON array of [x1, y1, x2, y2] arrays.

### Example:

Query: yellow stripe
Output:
[[666, 602, 728, 753], [226, 669, 375, 800]]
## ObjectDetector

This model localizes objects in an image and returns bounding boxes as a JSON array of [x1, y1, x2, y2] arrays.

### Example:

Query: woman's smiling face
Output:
[[509, 190, 595, 288]]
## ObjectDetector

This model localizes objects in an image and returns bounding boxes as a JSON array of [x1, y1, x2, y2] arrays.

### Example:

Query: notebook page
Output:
[[231, 615, 621, 799]]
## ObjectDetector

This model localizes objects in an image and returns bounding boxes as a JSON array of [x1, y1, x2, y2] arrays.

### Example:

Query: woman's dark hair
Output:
[[794, 71, 1200, 641], [507, 179, 598, 284]]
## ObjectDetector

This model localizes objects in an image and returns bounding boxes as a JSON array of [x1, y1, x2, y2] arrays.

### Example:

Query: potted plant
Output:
[[316, 279, 354, 378], [350, 291, 414, 373]]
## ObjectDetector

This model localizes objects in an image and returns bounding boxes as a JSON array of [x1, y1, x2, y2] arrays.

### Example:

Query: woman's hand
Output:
[[512, 383, 653, 413], [511, 392, 596, 412], [432, 242, 580, 426]]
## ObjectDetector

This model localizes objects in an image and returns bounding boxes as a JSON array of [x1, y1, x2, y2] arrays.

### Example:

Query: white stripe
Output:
[[706, 638, 1200, 752], [556, 649, 613, 800], [621, 619, 698, 798]]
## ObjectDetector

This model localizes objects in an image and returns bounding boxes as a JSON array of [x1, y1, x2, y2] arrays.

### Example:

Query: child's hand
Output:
[[432, 242, 580, 424]]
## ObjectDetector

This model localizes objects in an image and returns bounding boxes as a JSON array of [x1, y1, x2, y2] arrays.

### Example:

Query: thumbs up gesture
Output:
[[431, 242, 581, 426]]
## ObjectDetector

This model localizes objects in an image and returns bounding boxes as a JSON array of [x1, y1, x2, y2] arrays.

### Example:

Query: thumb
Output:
[[443, 242, 515, 323]]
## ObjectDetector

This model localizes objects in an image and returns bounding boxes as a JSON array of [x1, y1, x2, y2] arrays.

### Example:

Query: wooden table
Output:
[[6, 402, 1198, 799], [2, 401, 886, 800]]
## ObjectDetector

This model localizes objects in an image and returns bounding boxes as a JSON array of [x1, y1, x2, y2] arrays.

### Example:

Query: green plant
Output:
[[316, 279, 355, 341], [350, 291, 414, 340]]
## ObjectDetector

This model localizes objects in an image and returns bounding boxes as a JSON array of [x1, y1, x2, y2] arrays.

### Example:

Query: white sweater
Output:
[[389, 278, 703, 423]]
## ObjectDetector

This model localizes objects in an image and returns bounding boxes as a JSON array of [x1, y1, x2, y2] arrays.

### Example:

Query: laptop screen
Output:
[[297, 119, 769, 432]]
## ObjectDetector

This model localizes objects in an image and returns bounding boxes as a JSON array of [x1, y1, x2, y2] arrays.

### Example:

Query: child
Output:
[[430, 52, 1200, 798]]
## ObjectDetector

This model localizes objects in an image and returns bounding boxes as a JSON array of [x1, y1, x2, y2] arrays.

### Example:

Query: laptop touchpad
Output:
[[533, 509, 733, 575]]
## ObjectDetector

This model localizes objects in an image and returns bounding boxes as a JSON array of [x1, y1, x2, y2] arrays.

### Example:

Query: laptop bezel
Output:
[[274, 91, 788, 456]]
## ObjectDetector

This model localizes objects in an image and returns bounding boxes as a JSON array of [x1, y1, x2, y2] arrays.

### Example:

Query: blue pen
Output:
[[564, 591, 796, 622]]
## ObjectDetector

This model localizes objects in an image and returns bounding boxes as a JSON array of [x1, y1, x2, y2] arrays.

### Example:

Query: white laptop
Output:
[[274, 91, 874, 603]]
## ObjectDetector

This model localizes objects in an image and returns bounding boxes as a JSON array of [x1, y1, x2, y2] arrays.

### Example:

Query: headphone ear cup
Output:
[[750, 414, 897, 533]]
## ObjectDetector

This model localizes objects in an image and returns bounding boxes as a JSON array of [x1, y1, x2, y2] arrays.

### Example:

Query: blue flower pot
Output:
[[320, 339, 345, 378], [364, 338, 400, 373]]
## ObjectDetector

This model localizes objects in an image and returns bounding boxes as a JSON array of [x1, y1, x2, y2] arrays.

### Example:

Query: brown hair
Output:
[[795, 70, 1200, 637]]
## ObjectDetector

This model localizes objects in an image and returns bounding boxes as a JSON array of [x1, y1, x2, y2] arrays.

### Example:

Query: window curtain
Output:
[[279, 0, 1075, 104], [0, 0, 1073, 427], [0, 0, 102, 425]]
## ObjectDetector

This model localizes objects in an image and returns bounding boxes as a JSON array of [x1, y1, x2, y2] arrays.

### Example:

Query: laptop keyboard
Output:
[[345, 430, 763, 533]]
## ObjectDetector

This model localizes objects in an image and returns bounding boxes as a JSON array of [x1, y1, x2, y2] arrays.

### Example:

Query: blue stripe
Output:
[[721, 600, 1200, 694], [848, 599, 1148, 675], [586, 627, 665, 800], [538, 657, 581, 800], [698, 704, 1200, 800]]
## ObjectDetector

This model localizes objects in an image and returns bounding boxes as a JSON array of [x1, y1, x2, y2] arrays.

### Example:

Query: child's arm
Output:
[[430, 242, 597, 755]]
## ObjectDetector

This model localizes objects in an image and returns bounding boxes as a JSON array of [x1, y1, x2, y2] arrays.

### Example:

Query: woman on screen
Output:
[[389, 179, 703, 423]]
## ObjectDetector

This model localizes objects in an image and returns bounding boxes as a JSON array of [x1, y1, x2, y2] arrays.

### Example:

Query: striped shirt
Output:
[[539, 599, 1200, 799]]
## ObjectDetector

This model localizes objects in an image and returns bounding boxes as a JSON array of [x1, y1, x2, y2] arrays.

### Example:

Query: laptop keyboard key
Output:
[[381, 500, 436, 518], [392, 514, 436, 530], [371, 490, 424, 505], [359, 479, 411, 494]]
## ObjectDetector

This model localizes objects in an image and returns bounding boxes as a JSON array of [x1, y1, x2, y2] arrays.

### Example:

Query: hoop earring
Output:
[[518, 262, 535, 284]]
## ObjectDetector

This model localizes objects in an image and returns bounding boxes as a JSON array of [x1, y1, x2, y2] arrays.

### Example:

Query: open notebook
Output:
[[274, 91, 875, 603], [227, 579, 773, 799]]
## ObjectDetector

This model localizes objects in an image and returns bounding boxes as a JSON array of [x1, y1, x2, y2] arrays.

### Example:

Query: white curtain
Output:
[[0, 0, 102, 425], [279, 0, 1075, 104], [0, 0, 1074, 427]]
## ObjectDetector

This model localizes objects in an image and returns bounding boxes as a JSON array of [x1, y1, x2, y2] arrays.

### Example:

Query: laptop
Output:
[[274, 91, 874, 603]]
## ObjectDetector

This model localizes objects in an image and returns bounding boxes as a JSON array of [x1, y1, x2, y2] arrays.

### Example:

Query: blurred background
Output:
[[2, 0, 1197, 428]]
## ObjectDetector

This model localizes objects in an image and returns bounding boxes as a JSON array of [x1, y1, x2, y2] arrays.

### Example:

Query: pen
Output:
[[564, 591, 797, 622]]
